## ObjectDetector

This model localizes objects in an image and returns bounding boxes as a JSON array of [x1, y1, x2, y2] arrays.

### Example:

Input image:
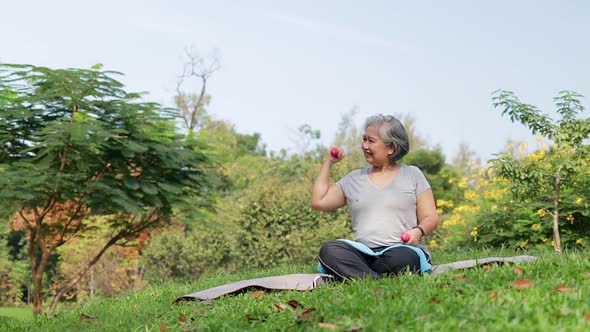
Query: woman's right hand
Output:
[[328, 146, 345, 163]]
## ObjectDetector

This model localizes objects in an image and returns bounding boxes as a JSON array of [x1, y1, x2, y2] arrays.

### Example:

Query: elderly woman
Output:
[[311, 114, 439, 280]]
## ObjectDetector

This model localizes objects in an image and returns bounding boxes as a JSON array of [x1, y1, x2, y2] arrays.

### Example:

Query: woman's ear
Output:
[[388, 146, 396, 156]]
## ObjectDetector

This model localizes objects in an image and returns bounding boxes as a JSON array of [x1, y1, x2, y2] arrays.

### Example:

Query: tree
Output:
[[0, 63, 213, 314], [174, 48, 220, 132], [452, 143, 481, 175], [490, 90, 590, 252]]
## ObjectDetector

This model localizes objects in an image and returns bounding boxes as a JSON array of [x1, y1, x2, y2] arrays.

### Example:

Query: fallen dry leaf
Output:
[[296, 313, 315, 323], [133, 303, 139, 310], [344, 326, 364, 332], [301, 307, 316, 315], [287, 300, 303, 308], [159, 323, 167, 331], [431, 297, 441, 303], [80, 313, 96, 322], [296, 307, 317, 323], [489, 291, 497, 302], [585, 313, 590, 320], [178, 314, 186, 324], [373, 289, 384, 295], [274, 304, 288, 312], [202, 299, 213, 305], [482, 264, 494, 271], [436, 282, 451, 288], [585, 271, 590, 279], [452, 273, 467, 280], [511, 279, 535, 289], [514, 267, 524, 275], [245, 314, 260, 321], [318, 322, 338, 330], [249, 290, 265, 299], [553, 283, 576, 293]]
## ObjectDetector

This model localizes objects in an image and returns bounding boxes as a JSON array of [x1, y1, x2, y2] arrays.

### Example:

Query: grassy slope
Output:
[[3, 247, 589, 331]]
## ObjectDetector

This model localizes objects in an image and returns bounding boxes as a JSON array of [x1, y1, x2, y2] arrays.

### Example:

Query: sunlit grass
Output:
[[0, 306, 33, 325], [3, 248, 589, 331]]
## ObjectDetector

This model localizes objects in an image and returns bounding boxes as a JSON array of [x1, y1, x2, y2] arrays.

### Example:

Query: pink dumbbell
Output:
[[330, 147, 340, 158], [401, 232, 410, 243]]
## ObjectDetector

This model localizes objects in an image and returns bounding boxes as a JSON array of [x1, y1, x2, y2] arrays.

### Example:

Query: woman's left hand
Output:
[[405, 228, 423, 245]]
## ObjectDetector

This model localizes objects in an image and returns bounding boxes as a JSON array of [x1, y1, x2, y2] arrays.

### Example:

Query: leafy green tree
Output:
[[491, 90, 590, 252], [197, 118, 268, 192], [0, 229, 34, 304], [0, 64, 213, 314], [403, 148, 464, 203]]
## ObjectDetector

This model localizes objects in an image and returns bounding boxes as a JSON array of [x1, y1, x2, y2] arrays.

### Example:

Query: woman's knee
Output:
[[318, 240, 346, 259], [373, 247, 420, 274]]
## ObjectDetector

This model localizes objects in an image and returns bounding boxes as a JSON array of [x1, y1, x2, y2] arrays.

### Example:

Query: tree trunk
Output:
[[32, 271, 43, 315], [28, 216, 52, 316], [89, 266, 95, 298], [31, 251, 51, 315], [553, 169, 562, 253], [135, 262, 145, 290]]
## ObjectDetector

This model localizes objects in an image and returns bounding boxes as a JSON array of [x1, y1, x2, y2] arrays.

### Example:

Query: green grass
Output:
[[3, 247, 590, 331], [0, 306, 33, 325]]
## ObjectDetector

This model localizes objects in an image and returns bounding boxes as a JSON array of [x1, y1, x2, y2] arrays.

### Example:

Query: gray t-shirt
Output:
[[335, 164, 432, 257]]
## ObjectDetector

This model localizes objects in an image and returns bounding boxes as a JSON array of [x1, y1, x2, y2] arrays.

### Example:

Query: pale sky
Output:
[[2, 0, 589, 162]]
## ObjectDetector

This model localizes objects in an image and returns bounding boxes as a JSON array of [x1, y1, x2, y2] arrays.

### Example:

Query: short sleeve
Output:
[[413, 167, 431, 195], [335, 173, 350, 197], [335, 169, 362, 198]]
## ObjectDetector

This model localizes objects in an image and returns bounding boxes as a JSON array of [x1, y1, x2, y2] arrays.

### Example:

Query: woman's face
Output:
[[362, 125, 395, 166]]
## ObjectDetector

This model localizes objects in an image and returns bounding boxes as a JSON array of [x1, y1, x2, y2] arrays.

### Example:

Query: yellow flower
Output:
[[531, 223, 541, 231], [492, 204, 498, 211], [519, 241, 528, 248], [576, 238, 584, 244], [534, 135, 544, 142], [537, 209, 546, 217], [464, 190, 477, 201], [429, 240, 438, 248], [458, 177, 468, 189], [575, 197, 583, 205], [436, 199, 454, 209], [541, 237, 548, 243], [566, 214, 574, 221]]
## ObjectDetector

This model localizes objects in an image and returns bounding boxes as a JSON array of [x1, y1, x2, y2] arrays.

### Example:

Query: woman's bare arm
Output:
[[310, 154, 346, 211]]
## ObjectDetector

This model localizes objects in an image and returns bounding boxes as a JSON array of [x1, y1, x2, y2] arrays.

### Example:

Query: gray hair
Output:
[[364, 114, 409, 162]]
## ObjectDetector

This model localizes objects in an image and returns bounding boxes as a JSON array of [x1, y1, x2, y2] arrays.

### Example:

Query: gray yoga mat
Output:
[[174, 255, 537, 303]]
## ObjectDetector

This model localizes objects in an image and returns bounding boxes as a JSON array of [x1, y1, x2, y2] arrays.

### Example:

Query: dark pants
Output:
[[318, 240, 423, 280]]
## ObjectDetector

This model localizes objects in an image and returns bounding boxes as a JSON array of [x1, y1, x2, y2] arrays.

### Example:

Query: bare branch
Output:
[[175, 47, 221, 131]]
